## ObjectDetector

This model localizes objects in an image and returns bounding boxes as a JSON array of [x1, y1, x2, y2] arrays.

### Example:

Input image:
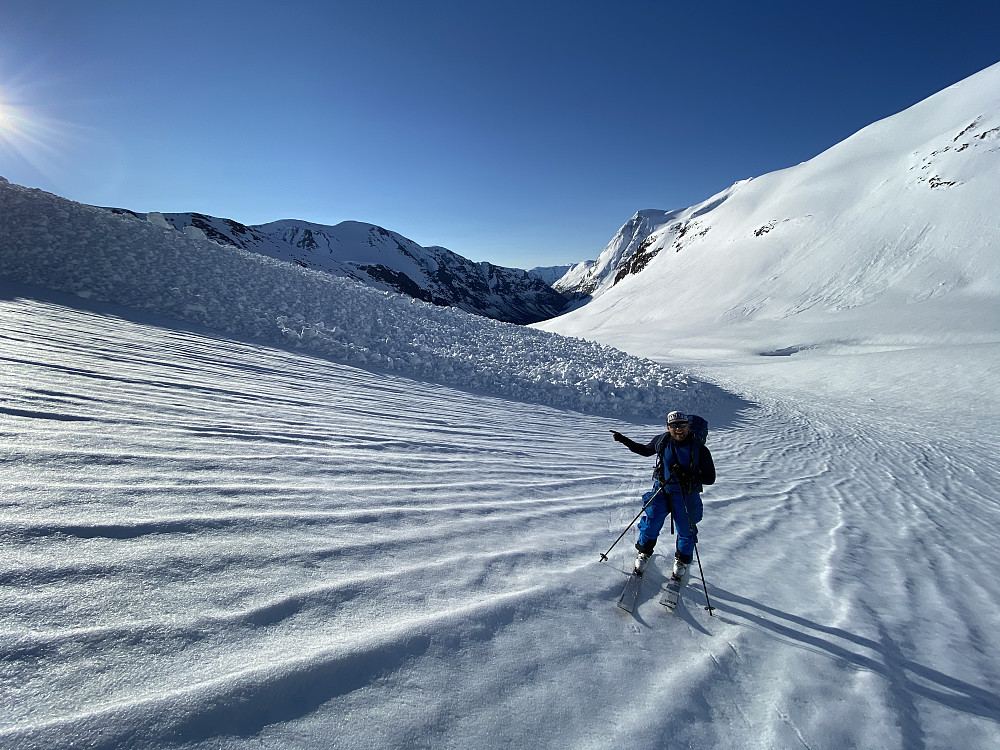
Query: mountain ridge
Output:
[[101, 207, 572, 325], [541, 61, 1000, 358]]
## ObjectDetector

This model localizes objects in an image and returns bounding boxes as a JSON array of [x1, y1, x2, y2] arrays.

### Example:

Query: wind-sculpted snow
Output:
[[2, 288, 998, 750], [0, 177, 717, 419]]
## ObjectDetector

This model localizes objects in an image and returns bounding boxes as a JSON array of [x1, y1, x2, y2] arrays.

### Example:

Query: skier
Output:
[[611, 411, 715, 579]]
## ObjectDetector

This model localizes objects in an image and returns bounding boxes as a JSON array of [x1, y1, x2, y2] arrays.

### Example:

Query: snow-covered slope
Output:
[[107, 208, 570, 325], [544, 62, 1000, 359], [0, 176, 727, 421], [3, 276, 999, 750]]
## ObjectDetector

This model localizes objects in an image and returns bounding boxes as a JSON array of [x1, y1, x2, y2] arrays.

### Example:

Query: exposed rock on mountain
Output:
[[102, 209, 572, 325]]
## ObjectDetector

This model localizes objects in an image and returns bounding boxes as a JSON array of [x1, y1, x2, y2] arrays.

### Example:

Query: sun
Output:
[[0, 80, 64, 172], [0, 66, 114, 191]]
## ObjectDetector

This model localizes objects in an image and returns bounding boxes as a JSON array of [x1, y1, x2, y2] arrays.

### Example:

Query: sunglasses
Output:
[[668, 423, 690, 428]]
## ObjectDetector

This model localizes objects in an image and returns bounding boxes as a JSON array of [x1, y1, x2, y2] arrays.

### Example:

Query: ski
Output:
[[616, 571, 643, 613], [659, 574, 684, 610]]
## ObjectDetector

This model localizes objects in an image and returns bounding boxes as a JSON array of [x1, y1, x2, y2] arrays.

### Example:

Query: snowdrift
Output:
[[0, 177, 725, 420]]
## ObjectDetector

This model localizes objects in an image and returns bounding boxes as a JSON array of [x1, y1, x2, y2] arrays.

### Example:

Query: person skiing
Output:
[[611, 411, 715, 579]]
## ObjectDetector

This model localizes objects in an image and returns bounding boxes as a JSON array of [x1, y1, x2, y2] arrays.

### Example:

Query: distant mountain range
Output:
[[98, 209, 574, 325]]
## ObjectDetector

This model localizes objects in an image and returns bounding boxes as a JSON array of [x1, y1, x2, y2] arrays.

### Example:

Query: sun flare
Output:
[[0, 85, 34, 151], [0, 79, 70, 174], [0, 92, 12, 135]]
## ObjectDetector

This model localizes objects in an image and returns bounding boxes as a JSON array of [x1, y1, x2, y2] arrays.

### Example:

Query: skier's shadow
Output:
[[707, 585, 1000, 730]]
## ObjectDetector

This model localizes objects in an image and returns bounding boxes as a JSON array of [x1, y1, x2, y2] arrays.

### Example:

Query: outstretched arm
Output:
[[610, 430, 657, 457]]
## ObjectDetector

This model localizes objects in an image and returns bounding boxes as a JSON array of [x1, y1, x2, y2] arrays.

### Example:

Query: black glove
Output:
[[611, 430, 627, 444], [669, 463, 692, 480]]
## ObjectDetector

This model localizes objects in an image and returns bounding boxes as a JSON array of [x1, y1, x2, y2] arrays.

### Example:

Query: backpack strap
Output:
[[654, 433, 669, 484]]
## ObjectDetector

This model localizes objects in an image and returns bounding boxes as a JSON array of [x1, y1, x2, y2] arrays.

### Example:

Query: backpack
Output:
[[687, 414, 709, 445]]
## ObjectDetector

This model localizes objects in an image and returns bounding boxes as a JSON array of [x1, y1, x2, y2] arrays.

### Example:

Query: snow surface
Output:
[[2, 63, 1000, 750], [3, 280, 999, 750]]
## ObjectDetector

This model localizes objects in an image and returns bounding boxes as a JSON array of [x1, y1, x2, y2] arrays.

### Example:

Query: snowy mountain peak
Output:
[[552, 208, 674, 297], [554, 187, 748, 299], [543, 61, 1000, 359], [527, 264, 575, 286], [101, 210, 572, 325]]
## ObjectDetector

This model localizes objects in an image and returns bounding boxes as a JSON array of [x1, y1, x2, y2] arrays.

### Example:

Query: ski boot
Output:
[[634, 540, 656, 575], [672, 551, 692, 580], [634, 552, 652, 574]]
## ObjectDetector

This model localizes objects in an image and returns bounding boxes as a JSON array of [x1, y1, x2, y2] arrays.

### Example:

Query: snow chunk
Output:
[[0, 179, 721, 419]]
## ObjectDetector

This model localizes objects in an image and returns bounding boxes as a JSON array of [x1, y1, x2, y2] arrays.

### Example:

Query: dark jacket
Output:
[[617, 432, 715, 493]]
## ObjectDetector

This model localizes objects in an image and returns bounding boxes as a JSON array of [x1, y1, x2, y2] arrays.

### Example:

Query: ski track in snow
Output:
[[682, 361, 1000, 750], [2, 291, 999, 750]]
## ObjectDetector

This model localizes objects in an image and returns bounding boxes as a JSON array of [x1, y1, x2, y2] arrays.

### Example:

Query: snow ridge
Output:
[[553, 208, 680, 297], [0, 177, 722, 420]]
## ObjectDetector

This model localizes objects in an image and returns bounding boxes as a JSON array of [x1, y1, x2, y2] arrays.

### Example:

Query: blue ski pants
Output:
[[636, 482, 703, 558]]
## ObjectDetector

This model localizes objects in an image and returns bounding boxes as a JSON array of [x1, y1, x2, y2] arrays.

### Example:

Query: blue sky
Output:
[[1, 1, 998, 268]]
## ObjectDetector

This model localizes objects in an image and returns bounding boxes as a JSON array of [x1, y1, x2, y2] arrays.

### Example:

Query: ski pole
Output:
[[678, 482, 715, 616], [599, 486, 664, 562]]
